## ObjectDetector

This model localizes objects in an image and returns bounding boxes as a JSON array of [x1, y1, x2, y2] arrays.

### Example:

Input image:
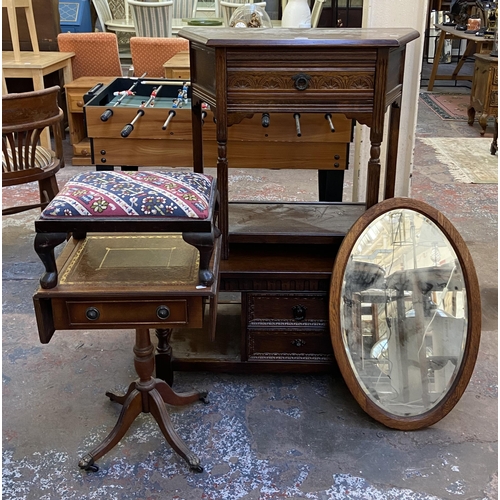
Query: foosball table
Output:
[[67, 76, 352, 199]]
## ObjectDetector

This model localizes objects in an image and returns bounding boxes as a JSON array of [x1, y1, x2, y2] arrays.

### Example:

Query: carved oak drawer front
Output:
[[247, 330, 333, 361], [226, 50, 377, 107], [228, 69, 375, 92], [53, 297, 202, 329], [246, 293, 328, 328], [244, 293, 332, 360]]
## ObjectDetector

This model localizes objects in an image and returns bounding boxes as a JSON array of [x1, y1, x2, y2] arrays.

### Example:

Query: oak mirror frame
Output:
[[329, 198, 481, 430]]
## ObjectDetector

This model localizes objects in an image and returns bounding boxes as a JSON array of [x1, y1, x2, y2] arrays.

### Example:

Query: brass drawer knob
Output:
[[85, 307, 100, 321], [292, 304, 307, 321], [156, 305, 171, 320], [291, 338, 307, 347]]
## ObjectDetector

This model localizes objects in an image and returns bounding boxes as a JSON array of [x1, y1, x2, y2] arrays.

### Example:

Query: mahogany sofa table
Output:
[[33, 233, 220, 472]]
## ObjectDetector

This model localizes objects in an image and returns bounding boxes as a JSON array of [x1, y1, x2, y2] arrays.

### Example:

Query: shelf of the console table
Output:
[[220, 243, 337, 281], [228, 202, 365, 244]]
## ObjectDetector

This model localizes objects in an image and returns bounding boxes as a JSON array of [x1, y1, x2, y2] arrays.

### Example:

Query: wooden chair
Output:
[[130, 37, 189, 78], [2, 0, 39, 61], [2, 86, 63, 216], [127, 0, 174, 37], [57, 32, 123, 80], [220, 0, 266, 26], [310, 0, 325, 27]]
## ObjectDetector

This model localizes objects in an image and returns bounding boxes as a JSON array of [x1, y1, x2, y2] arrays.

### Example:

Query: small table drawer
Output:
[[67, 91, 86, 114], [247, 330, 333, 361], [53, 297, 203, 329], [245, 292, 328, 328], [226, 50, 376, 109]]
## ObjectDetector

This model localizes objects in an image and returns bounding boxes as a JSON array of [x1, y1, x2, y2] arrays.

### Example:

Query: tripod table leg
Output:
[[79, 388, 142, 472], [148, 388, 203, 472], [106, 381, 137, 405], [154, 379, 209, 406]]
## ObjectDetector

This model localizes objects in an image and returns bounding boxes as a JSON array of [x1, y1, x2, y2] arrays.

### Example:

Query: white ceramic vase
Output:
[[281, 0, 311, 28]]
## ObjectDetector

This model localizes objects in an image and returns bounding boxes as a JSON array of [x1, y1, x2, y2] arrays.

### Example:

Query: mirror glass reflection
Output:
[[340, 208, 467, 417]]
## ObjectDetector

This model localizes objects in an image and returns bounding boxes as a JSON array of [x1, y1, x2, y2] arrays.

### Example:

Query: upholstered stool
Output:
[[34, 170, 219, 289]]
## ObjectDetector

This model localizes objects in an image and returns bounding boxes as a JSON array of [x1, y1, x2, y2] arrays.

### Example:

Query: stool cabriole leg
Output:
[[34, 232, 67, 289], [183, 227, 220, 286]]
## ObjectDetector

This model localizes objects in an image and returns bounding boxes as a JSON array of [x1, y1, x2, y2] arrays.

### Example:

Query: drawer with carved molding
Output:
[[243, 292, 333, 361], [226, 50, 377, 109]]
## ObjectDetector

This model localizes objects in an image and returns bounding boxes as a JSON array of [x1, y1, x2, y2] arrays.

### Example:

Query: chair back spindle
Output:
[[2, 86, 64, 215]]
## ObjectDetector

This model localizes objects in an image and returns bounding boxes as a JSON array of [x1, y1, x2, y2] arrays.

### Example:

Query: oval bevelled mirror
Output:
[[330, 198, 481, 430]]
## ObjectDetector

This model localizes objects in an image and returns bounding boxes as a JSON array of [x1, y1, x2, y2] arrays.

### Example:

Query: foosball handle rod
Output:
[[100, 74, 147, 122], [294, 113, 301, 137], [162, 110, 176, 130], [101, 108, 114, 122], [121, 109, 145, 137], [325, 113, 335, 133]]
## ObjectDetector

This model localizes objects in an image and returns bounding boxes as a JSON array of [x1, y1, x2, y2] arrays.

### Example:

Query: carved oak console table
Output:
[[179, 27, 420, 258], [165, 28, 421, 374]]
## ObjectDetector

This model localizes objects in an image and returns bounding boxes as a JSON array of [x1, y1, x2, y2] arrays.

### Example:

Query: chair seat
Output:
[[40, 170, 214, 219], [2, 146, 56, 172]]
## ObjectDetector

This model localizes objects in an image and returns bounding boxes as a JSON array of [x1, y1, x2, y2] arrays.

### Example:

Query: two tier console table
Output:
[[161, 27, 421, 374]]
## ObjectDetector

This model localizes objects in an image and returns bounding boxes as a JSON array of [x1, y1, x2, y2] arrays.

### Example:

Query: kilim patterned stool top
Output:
[[34, 170, 219, 289]]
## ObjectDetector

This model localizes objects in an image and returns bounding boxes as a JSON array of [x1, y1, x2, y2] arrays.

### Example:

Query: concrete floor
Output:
[[2, 62, 498, 499]]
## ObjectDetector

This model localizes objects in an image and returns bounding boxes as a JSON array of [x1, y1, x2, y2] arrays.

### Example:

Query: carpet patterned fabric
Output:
[[40, 170, 214, 218], [419, 92, 470, 120], [420, 137, 498, 184]]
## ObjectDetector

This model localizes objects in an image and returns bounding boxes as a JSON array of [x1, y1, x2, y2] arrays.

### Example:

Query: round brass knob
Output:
[[85, 307, 100, 321], [156, 305, 171, 320]]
